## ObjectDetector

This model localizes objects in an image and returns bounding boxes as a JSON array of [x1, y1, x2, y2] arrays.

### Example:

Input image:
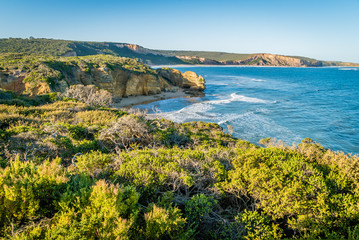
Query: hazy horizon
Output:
[[1, 0, 358, 63]]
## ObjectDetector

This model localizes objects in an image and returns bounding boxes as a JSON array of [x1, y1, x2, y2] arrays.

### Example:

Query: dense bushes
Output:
[[1, 96, 359, 239]]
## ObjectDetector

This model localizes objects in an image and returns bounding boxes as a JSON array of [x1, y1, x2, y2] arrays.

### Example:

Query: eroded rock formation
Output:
[[0, 64, 205, 98]]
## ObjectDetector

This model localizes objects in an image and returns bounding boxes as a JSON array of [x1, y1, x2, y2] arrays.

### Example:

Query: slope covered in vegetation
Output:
[[0, 90, 359, 239], [1, 38, 358, 67], [0, 38, 184, 65]]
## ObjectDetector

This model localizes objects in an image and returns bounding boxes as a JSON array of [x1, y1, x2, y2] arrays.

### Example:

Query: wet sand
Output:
[[111, 87, 190, 108]]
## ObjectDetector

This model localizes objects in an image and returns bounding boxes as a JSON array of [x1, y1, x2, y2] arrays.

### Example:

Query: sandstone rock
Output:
[[182, 71, 206, 91], [0, 63, 203, 99], [156, 68, 205, 92]]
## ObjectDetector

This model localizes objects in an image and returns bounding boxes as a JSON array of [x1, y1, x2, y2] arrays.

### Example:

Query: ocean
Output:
[[136, 66, 359, 154]]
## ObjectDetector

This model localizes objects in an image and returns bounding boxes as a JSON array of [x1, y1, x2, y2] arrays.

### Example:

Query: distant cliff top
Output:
[[0, 38, 358, 67]]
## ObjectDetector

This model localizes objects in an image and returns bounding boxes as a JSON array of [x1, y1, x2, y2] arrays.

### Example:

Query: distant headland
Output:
[[1, 37, 358, 67]]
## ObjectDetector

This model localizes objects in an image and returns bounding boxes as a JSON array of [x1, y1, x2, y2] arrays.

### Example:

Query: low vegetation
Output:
[[0, 38, 185, 65], [0, 89, 359, 239]]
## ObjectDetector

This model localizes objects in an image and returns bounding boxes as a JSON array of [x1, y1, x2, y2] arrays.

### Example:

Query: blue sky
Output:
[[1, 0, 358, 62]]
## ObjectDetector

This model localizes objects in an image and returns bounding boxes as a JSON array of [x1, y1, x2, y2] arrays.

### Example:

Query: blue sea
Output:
[[137, 66, 359, 154]]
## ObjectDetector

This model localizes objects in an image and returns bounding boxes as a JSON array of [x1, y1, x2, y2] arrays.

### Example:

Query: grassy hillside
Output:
[[0, 91, 359, 239], [0, 38, 185, 65]]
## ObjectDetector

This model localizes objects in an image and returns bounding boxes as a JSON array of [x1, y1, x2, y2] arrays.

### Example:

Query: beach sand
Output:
[[111, 87, 190, 108]]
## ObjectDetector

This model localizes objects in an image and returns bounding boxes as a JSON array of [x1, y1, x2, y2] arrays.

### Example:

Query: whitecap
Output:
[[208, 83, 229, 86], [251, 78, 266, 82], [206, 93, 269, 105], [338, 68, 358, 71], [162, 102, 215, 123]]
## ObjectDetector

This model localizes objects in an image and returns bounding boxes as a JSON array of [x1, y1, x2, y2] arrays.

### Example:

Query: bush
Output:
[[46, 180, 140, 239], [99, 115, 153, 151], [0, 157, 68, 236], [144, 204, 186, 239], [236, 209, 283, 240], [61, 85, 112, 108], [75, 151, 114, 175]]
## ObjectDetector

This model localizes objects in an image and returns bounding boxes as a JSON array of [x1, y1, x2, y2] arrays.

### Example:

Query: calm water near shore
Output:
[[136, 66, 359, 154]]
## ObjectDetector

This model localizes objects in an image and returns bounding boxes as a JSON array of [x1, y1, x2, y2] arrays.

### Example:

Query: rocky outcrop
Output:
[[115, 43, 162, 56], [236, 54, 325, 67], [0, 62, 205, 98], [174, 53, 328, 67], [156, 68, 206, 92]]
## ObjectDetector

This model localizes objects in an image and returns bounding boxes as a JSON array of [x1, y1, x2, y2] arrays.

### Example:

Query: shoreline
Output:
[[111, 87, 191, 108], [151, 64, 358, 69]]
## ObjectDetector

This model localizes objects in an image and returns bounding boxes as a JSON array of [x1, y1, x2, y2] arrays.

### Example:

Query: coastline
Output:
[[111, 87, 191, 108], [151, 64, 355, 69]]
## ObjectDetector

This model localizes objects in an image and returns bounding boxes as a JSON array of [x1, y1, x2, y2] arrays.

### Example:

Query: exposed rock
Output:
[[156, 68, 206, 92], [182, 71, 206, 91], [0, 63, 204, 98], [238, 54, 304, 66], [175, 53, 330, 67]]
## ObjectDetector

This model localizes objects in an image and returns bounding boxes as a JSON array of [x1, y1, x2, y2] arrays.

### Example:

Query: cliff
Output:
[[173, 53, 332, 67], [0, 55, 205, 97], [157, 68, 205, 92], [235, 53, 326, 67]]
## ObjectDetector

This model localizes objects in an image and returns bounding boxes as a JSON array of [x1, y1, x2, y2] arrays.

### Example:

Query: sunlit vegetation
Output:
[[1, 90, 359, 239], [0, 38, 185, 65], [0, 54, 156, 95]]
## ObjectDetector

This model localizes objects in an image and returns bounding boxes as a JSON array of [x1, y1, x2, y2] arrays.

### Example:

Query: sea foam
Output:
[[207, 93, 268, 104]]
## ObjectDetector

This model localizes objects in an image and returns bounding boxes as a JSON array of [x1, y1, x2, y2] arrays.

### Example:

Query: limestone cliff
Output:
[[156, 68, 206, 92], [174, 53, 328, 67], [0, 55, 205, 98], [235, 54, 325, 67]]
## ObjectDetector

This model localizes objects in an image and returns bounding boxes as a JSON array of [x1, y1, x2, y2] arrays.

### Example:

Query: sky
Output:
[[1, 0, 358, 62]]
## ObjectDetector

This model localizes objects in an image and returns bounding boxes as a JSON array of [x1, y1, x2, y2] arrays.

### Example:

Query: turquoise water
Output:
[[137, 66, 359, 154]]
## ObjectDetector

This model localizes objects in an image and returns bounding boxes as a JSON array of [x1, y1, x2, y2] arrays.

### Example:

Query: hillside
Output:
[[0, 92, 359, 239], [0, 38, 184, 65], [1, 38, 358, 67]]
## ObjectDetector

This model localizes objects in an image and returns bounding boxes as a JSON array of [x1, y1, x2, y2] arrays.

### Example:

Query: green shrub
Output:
[[47, 180, 140, 240], [144, 203, 186, 239], [0, 157, 68, 236], [236, 209, 283, 240], [75, 151, 113, 175]]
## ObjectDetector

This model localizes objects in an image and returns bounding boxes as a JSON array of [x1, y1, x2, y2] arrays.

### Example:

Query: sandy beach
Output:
[[111, 87, 191, 108]]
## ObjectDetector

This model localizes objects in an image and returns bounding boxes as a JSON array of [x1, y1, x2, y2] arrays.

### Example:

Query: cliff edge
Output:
[[0, 55, 205, 98]]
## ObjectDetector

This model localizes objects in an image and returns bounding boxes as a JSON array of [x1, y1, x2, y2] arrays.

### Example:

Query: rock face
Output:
[[236, 54, 324, 67], [0, 65, 205, 98], [174, 53, 328, 67], [156, 68, 206, 92]]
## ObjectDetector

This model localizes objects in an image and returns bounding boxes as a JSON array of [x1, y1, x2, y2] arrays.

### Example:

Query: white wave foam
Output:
[[207, 93, 268, 105], [213, 75, 266, 82], [162, 103, 216, 123], [208, 83, 229, 86], [251, 78, 266, 82], [339, 68, 358, 71]]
